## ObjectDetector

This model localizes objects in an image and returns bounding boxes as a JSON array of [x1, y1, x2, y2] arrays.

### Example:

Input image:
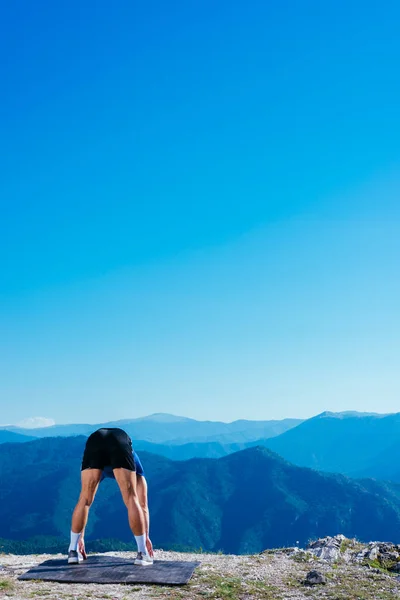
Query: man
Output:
[[68, 427, 154, 566]]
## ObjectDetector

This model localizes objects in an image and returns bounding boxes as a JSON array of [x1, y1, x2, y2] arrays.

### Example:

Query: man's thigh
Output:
[[113, 468, 138, 504], [80, 468, 102, 501]]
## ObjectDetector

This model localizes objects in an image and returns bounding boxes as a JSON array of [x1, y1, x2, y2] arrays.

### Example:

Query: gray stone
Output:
[[307, 535, 346, 562], [304, 570, 326, 585], [355, 542, 400, 567]]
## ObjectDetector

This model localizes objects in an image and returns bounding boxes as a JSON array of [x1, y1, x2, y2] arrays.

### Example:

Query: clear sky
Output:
[[1, 1, 399, 425]]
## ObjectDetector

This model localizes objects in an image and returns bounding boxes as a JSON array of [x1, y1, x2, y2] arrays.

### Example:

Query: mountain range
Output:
[[0, 413, 302, 444], [2, 411, 399, 483], [265, 411, 400, 481], [0, 430, 35, 444], [2, 435, 400, 554]]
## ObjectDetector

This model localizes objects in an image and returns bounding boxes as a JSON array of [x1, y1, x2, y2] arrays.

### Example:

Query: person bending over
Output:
[[68, 427, 154, 566]]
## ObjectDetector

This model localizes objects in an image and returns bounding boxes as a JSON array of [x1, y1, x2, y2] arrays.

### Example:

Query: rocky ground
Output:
[[1, 536, 400, 599]]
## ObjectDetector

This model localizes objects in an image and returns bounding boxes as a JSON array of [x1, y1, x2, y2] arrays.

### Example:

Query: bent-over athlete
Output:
[[68, 427, 154, 565]]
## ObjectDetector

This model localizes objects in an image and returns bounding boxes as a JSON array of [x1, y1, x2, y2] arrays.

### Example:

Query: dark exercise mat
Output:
[[18, 554, 200, 585]]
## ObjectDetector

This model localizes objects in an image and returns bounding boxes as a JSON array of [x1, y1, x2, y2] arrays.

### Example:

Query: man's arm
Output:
[[136, 474, 154, 556], [136, 474, 150, 535], [132, 451, 153, 556]]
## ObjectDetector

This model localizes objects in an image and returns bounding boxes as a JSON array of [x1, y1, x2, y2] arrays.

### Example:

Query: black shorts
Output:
[[81, 428, 136, 472]]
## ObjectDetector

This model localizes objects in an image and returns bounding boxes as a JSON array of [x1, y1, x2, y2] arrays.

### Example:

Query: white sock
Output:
[[134, 534, 147, 554], [68, 531, 81, 552]]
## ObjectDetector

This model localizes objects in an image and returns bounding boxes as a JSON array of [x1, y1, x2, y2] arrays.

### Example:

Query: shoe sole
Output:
[[68, 557, 84, 564], [134, 560, 153, 566]]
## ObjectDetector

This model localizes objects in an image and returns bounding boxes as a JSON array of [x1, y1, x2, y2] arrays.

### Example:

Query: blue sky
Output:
[[1, 1, 399, 425]]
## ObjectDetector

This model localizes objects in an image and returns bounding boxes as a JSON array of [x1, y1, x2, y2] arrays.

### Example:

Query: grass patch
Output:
[[291, 550, 315, 563], [324, 572, 336, 581], [207, 575, 242, 599], [187, 571, 282, 600], [340, 538, 352, 553], [247, 580, 282, 599], [285, 574, 302, 588], [0, 578, 15, 591], [362, 558, 396, 574], [308, 568, 399, 600], [339, 537, 364, 556]]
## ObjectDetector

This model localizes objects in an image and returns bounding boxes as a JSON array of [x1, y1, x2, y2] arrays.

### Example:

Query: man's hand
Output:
[[78, 537, 87, 560], [146, 537, 154, 557]]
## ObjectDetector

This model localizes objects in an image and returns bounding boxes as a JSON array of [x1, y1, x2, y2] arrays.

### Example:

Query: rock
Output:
[[304, 570, 326, 585], [389, 562, 400, 573], [355, 546, 377, 563], [355, 542, 400, 566], [366, 545, 379, 561], [307, 534, 346, 562]]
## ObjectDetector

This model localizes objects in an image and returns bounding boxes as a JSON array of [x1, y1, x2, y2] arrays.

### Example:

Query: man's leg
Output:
[[113, 467, 152, 562], [69, 468, 102, 553], [113, 468, 145, 535]]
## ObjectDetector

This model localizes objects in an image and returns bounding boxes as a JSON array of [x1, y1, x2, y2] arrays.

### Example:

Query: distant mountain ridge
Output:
[[317, 410, 389, 419], [0, 430, 36, 444], [264, 411, 400, 480], [0, 413, 303, 444], [129, 411, 400, 483], [2, 436, 400, 554], [2, 411, 400, 483]]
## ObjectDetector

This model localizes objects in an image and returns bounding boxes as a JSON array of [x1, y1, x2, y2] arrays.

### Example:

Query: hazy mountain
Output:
[[1, 413, 302, 445], [130, 411, 400, 470], [131, 437, 272, 460], [1, 436, 400, 554], [351, 442, 400, 482], [133, 439, 247, 460], [0, 430, 35, 444], [0, 423, 97, 437], [4, 411, 399, 485], [264, 411, 400, 476], [166, 418, 303, 445]]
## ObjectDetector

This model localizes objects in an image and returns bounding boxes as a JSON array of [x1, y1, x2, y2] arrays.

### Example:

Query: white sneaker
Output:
[[134, 551, 153, 566], [67, 550, 84, 564]]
